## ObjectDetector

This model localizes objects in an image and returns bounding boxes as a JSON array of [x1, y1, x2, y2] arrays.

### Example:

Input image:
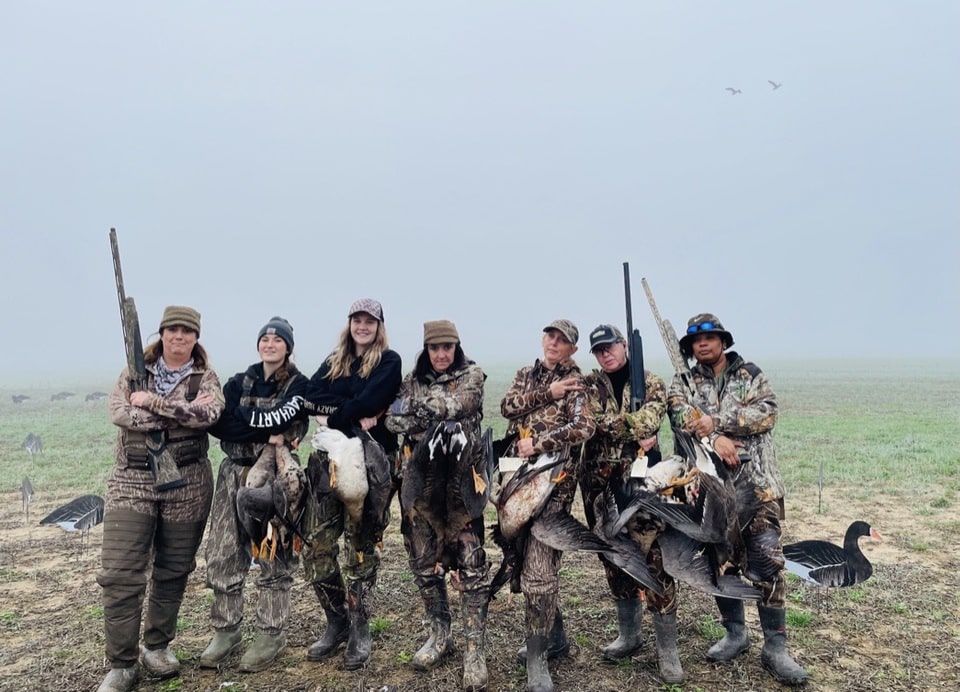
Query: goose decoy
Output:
[[23, 433, 43, 457], [783, 521, 882, 587], [39, 494, 105, 555], [237, 443, 307, 561], [21, 477, 34, 521]]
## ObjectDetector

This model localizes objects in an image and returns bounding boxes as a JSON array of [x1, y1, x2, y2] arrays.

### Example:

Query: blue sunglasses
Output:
[[686, 322, 718, 334]]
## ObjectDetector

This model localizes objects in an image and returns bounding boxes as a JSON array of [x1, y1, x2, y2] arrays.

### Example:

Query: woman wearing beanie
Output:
[[201, 316, 310, 673], [302, 298, 402, 670], [97, 305, 224, 692], [386, 320, 491, 691]]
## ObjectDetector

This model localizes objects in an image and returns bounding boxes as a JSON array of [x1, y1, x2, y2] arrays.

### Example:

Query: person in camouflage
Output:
[[386, 319, 490, 691], [667, 313, 808, 686], [499, 319, 596, 692], [580, 324, 683, 683], [97, 306, 224, 692], [201, 317, 310, 673], [302, 298, 402, 670]]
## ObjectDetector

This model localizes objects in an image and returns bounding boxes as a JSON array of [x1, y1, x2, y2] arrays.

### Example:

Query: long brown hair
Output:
[[144, 331, 209, 369], [324, 320, 390, 380]]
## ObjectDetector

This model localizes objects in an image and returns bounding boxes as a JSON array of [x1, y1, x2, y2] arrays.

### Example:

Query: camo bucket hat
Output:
[[678, 313, 734, 356]]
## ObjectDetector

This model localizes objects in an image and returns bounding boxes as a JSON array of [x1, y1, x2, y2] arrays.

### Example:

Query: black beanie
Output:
[[258, 316, 294, 351]]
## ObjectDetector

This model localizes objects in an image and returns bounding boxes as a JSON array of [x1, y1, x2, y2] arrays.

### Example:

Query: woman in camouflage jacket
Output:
[[97, 305, 224, 692], [386, 319, 490, 691], [498, 319, 595, 692]]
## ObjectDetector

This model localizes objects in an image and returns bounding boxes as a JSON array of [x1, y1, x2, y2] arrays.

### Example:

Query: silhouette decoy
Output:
[[725, 87, 742, 95], [21, 477, 34, 521], [85, 391, 108, 402], [23, 433, 43, 457], [768, 80, 782, 90], [12, 394, 30, 404], [51, 391, 75, 401], [39, 494, 105, 555], [784, 521, 882, 587]]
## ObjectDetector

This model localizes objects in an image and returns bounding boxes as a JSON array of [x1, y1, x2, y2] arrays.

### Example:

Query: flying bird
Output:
[[725, 88, 742, 95], [783, 521, 882, 587], [768, 80, 782, 90], [39, 494, 105, 555]]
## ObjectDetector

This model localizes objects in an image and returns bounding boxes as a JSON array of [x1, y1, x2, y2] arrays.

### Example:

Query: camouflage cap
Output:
[[543, 319, 579, 345], [678, 312, 734, 355], [159, 305, 201, 335], [348, 298, 384, 322], [589, 324, 625, 351]]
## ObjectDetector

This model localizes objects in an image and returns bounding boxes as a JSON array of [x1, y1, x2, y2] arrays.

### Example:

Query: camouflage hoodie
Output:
[[385, 361, 486, 444], [667, 351, 785, 498]]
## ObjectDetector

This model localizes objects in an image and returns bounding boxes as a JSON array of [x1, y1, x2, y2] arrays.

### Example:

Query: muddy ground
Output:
[[1, 485, 957, 692]]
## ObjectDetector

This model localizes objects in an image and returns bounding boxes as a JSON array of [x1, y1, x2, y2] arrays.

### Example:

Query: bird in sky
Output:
[[725, 87, 742, 95], [768, 80, 782, 90]]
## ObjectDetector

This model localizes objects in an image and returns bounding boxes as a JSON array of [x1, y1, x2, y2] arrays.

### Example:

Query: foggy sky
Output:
[[2, 2, 958, 385]]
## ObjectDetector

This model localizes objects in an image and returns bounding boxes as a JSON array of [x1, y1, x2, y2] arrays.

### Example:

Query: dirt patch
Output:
[[1, 486, 957, 691]]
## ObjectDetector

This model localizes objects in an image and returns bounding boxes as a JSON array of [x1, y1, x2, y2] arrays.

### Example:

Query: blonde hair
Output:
[[324, 320, 390, 380]]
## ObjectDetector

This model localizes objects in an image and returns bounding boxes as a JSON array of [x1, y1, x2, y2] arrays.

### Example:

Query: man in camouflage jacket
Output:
[[498, 319, 595, 692], [581, 324, 682, 683], [667, 313, 808, 686]]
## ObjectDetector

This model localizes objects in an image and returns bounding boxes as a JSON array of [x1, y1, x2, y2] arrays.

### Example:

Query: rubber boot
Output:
[[96, 664, 139, 692], [525, 635, 554, 692], [412, 583, 453, 671], [239, 631, 286, 672], [343, 578, 374, 670], [199, 627, 243, 668], [707, 597, 750, 662], [139, 646, 180, 678], [462, 590, 489, 691], [600, 598, 644, 660], [307, 574, 350, 661], [758, 606, 810, 686], [652, 612, 684, 684], [516, 610, 570, 666]]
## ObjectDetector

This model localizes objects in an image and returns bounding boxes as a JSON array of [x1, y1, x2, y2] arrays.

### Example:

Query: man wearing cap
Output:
[[97, 305, 224, 692], [499, 319, 596, 692], [202, 317, 310, 673], [667, 313, 808, 686], [580, 324, 683, 683], [386, 320, 491, 690]]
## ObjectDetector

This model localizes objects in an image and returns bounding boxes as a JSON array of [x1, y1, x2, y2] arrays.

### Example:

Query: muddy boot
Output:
[[707, 597, 750, 662], [462, 591, 489, 691], [96, 664, 139, 692], [601, 598, 644, 660], [758, 606, 810, 686], [239, 631, 286, 673], [343, 578, 374, 670], [199, 627, 243, 668], [525, 635, 554, 692], [516, 610, 570, 666], [412, 583, 453, 671], [307, 574, 350, 662], [652, 612, 684, 684], [139, 646, 180, 679]]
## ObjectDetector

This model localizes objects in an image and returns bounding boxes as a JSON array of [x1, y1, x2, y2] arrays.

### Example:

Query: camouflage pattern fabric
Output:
[[301, 450, 381, 585], [386, 362, 490, 595], [580, 366, 676, 608], [499, 358, 596, 598], [667, 350, 787, 607], [99, 365, 222, 666], [666, 351, 785, 499]]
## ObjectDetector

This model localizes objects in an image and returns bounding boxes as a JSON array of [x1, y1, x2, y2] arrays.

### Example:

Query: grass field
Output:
[[1, 358, 958, 691]]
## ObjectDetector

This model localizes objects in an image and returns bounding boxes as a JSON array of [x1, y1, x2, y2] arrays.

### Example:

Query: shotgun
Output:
[[110, 228, 185, 491], [622, 262, 646, 409]]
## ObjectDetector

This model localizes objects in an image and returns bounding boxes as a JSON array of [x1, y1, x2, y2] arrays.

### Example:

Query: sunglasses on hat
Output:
[[686, 321, 717, 334]]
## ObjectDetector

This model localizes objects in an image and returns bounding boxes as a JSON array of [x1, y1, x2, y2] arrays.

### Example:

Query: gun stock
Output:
[[110, 228, 184, 491]]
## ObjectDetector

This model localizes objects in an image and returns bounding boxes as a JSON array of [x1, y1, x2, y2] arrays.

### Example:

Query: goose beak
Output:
[[870, 528, 883, 541]]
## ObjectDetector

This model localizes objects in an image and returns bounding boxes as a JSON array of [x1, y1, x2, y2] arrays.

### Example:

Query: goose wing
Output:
[[39, 494, 104, 531], [659, 528, 761, 600]]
